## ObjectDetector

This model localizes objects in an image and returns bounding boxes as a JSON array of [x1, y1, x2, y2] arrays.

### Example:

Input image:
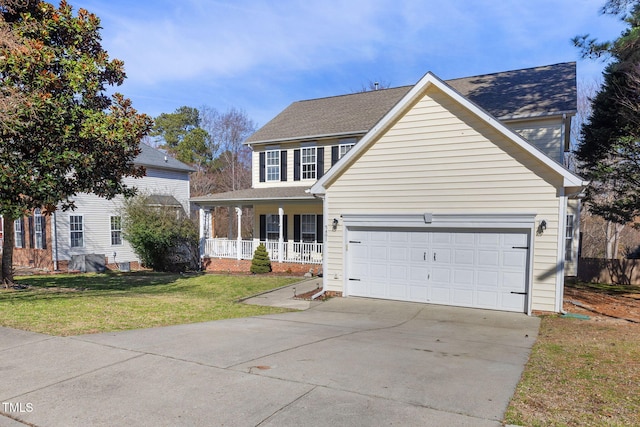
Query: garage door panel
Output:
[[477, 290, 499, 307], [478, 250, 500, 266], [431, 267, 450, 284], [454, 233, 475, 245], [409, 285, 428, 301], [503, 251, 526, 268], [370, 245, 389, 261], [347, 229, 529, 313], [454, 249, 474, 265], [454, 269, 474, 285], [433, 248, 451, 263], [390, 247, 409, 261], [477, 270, 499, 287], [452, 288, 473, 305], [431, 286, 450, 303]]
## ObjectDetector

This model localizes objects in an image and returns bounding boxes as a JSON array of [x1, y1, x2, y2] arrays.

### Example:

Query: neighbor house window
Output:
[[266, 214, 280, 241], [266, 150, 280, 181], [339, 143, 355, 158], [14, 219, 23, 249], [70, 215, 84, 248], [301, 214, 316, 242], [34, 208, 44, 249], [301, 147, 316, 180], [111, 216, 122, 246], [565, 214, 574, 262]]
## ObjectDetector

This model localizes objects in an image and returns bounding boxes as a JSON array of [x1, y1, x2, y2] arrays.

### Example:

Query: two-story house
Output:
[[192, 62, 585, 314], [9, 143, 194, 272]]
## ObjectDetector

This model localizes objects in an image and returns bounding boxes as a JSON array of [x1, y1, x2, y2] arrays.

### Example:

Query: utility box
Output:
[[69, 254, 106, 273]]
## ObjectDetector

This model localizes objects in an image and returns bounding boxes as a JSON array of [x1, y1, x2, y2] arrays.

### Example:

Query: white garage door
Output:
[[347, 229, 529, 312]]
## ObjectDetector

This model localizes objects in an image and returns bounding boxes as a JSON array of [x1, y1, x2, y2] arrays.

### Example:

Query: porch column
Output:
[[198, 208, 210, 258], [278, 206, 284, 263], [235, 207, 242, 260]]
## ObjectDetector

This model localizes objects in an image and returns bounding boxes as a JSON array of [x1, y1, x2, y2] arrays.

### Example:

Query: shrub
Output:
[[250, 244, 272, 274], [121, 194, 199, 272]]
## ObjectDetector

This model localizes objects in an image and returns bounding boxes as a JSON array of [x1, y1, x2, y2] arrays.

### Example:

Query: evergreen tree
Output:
[[574, 0, 640, 224], [250, 244, 272, 274]]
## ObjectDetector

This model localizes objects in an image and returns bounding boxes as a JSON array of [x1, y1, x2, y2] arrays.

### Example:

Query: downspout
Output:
[[311, 192, 326, 300], [556, 190, 568, 313]]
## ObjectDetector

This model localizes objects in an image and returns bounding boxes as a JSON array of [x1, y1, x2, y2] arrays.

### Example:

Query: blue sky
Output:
[[72, 0, 626, 127]]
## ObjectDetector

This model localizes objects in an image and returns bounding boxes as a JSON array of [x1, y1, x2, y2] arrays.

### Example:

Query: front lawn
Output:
[[0, 273, 299, 336], [505, 316, 640, 426]]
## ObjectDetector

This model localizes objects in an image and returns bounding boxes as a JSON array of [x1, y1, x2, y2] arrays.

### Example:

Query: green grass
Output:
[[0, 272, 299, 336], [505, 316, 640, 426]]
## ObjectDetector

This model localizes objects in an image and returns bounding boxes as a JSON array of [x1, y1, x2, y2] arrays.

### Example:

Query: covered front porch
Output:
[[191, 187, 324, 271]]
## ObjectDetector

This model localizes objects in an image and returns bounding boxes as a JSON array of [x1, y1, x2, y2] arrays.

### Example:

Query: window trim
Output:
[[69, 214, 84, 248], [301, 147, 317, 180], [300, 214, 317, 242], [266, 150, 280, 182], [110, 215, 123, 246], [14, 219, 23, 249], [265, 214, 280, 241], [564, 214, 574, 262], [339, 143, 355, 159], [34, 208, 44, 249]]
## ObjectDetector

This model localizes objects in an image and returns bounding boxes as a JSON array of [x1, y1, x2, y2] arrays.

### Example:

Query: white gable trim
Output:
[[311, 72, 586, 194]]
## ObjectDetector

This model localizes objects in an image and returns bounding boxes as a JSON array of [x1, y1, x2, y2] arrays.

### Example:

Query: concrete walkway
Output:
[[0, 283, 539, 426]]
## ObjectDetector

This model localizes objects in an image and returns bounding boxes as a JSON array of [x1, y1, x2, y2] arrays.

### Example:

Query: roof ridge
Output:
[[292, 85, 414, 105], [446, 61, 576, 82]]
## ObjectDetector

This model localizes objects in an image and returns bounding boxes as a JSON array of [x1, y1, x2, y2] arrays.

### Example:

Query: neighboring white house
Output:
[[192, 62, 585, 314], [11, 143, 194, 272]]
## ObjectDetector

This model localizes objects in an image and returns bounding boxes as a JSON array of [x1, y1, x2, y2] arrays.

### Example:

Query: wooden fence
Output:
[[578, 258, 640, 285]]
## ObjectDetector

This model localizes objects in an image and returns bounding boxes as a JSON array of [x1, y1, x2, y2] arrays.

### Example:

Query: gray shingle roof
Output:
[[246, 62, 576, 145], [136, 143, 196, 172], [191, 186, 317, 206]]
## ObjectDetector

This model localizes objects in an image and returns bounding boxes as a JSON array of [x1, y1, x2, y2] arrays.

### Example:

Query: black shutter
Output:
[[28, 216, 34, 248], [41, 215, 47, 249], [280, 150, 287, 181], [259, 215, 266, 241], [316, 215, 323, 243], [331, 146, 339, 166], [283, 215, 288, 242], [317, 147, 324, 178], [259, 152, 265, 182], [293, 215, 301, 242], [293, 149, 300, 181], [20, 218, 25, 248]]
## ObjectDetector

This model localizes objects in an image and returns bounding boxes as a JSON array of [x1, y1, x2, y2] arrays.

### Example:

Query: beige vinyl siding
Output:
[[252, 139, 342, 188], [324, 86, 564, 312], [507, 118, 564, 163]]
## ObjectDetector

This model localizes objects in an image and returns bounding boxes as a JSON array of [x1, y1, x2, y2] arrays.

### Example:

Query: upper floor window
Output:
[[564, 214, 574, 262], [301, 147, 316, 180], [111, 216, 123, 246], [266, 150, 280, 181], [70, 215, 84, 248], [339, 143, 355, 159]]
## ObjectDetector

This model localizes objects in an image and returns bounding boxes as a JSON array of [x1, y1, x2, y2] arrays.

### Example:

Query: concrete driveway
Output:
[[1, 297, 539, 426]]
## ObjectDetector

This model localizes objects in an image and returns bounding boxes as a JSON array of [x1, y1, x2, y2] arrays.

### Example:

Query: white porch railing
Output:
[[202, 238, 323, 264]]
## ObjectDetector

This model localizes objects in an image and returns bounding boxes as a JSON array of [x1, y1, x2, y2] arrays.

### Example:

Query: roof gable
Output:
[[246, 62, 576, 145], [311, 71, 585, 194]]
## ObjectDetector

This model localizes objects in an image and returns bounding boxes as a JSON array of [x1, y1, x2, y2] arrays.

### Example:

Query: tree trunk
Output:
[[1, 214, 16, 288]]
